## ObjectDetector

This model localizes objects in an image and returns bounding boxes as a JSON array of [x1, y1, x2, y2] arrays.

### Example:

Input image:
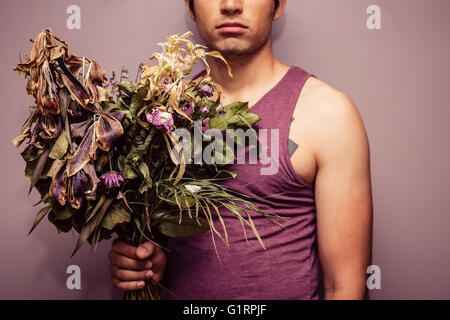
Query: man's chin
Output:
[[212, 43, 253, 58], [220, 50, 250, 58]]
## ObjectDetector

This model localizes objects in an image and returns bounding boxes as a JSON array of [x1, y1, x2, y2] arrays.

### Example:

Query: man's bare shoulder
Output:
[[295, 76, 369, 163], [299, 76, 356, 118]]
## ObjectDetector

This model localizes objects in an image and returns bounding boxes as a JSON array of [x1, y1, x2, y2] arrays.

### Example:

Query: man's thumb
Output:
[[136, 242, 154, 259]]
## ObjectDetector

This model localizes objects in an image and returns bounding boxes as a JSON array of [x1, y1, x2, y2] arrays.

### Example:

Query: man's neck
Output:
[[205, 38, 288, 105]]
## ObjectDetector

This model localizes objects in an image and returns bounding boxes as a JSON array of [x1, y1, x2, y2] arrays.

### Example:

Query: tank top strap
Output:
[[257, 66, 311, 122], [250, 65, 314, 141], [281, 66, 314, 141]]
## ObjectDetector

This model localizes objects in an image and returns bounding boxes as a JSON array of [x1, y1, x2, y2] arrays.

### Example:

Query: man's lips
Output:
[[216, 22, 248, 34]]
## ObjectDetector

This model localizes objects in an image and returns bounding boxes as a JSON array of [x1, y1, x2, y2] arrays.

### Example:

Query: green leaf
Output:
[[117, 156, 138, 179], [215, 141, 235, 165], [138, 161, 152, 193], [47, 210, 72, 233], [25, 160, 36, 180], [122, 117, 130, 129], [117, 81, 139, 95], [130, 87, 147, 118], [101, 202, 130, 230], [59, 87, 73, 152], [165, 194, 196, 208], [72, 202, 87, 233], [27, 206, 51, 235], [47, 197, 73, 220], [202, 97, 221, 118], [209, 101, 261, 130], [117, 155, 124, 171], [122, 163, 138, 180], [86, 194, 106, 223], [127, 127, 154, 165], [25, 157, 54, 181], [71, 196, 115, 257], [215, 170, 237, 179], [32, 192, 50, 207], [118, 97, 130, 109], [102, 101, 120, 112], [155, 214, 210, 238], [29, 148, 50, 195], [21, 145, 42, 162], [46, 159, 62, 178], [53, 204, 73, 220], [34, 178, 51, 198], [230, 112, 260, 128]]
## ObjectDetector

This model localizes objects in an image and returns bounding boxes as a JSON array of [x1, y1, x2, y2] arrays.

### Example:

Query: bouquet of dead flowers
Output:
[[12, 29, 284, 300]]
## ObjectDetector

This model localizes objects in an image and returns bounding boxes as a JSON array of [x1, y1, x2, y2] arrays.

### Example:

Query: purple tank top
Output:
[[160, 65, 320, 300]]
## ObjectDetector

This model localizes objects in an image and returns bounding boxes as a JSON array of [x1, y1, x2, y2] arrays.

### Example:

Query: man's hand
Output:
[[109, 239, 167, 291]]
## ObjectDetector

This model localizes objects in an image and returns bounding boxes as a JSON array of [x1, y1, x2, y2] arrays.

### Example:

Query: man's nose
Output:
[[220, 0, 243, 16]]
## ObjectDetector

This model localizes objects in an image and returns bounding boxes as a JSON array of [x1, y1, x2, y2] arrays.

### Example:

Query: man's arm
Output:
[[312, 90, 373, 299]]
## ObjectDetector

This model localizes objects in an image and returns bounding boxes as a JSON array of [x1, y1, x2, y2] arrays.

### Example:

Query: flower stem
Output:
[[108, 150, 113, 171]]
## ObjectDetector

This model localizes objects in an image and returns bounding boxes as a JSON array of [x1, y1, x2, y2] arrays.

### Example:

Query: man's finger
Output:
[[110, 265, 153, 282], [151, 270, 165, 284], [112, 239, 138, 259], [151, 250, 166, 271], [111, 278, 146, 292], [136, 242, 156, 260], [109, 250, 152, 271]]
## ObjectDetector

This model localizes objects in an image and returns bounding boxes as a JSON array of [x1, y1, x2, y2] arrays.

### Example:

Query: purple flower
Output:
[[146, 109, 174, 132], [99, 171, 124, 189], [201, 105, 209, 113], [199, 84, 213, 97], [180, 101, 190, 111], [121, 67, 129, 80], [202, 118, 210, 133], [180, 101, 193, 117]]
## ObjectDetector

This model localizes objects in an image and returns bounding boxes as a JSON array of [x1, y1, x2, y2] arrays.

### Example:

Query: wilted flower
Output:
[[180, 101, 193, 117], [180, 100, 190, 111], [185, 184, 201, 193], [137, 63, 144, 73], [146, 109, 174, 132], [202, 118, 210, 133], [50, 161, 99, 210], [199, 84, 213, 97], [99, 171, 124, 189], [121, 67, 129, 80]]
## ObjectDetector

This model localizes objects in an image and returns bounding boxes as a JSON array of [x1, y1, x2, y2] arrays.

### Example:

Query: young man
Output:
[[108, 0, 373, 300]]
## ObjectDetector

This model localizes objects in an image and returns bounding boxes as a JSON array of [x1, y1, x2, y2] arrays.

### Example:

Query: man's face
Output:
[[186, 0, 278, 58]]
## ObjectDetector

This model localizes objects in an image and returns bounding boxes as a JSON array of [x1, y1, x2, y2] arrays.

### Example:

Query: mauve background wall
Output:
[[0, 0, 449, 299]]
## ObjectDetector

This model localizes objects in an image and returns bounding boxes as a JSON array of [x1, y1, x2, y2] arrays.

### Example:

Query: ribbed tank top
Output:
[[160, 65, 320, 300]]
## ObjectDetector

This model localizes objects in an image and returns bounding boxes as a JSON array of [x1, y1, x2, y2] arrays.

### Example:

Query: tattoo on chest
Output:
[[288, 116, 299, 157]]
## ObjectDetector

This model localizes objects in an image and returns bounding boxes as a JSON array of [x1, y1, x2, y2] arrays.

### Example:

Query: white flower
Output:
[[185, 184, 201, 193]]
